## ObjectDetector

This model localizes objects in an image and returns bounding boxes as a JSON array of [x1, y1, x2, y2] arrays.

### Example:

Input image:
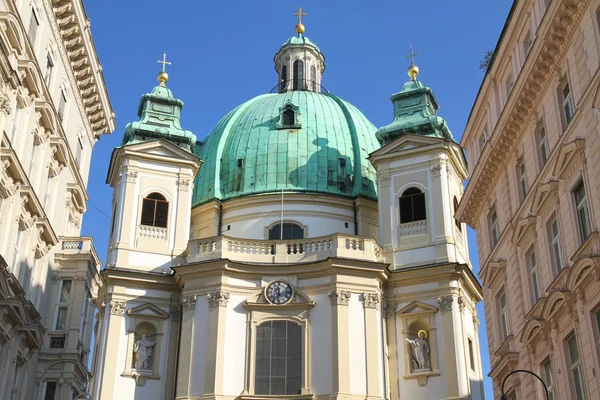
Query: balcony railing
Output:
[[138, 225, 167, 241], [399, 220, 428, 236], [188, 233, 383, 264], [61, 237, 94, 252]]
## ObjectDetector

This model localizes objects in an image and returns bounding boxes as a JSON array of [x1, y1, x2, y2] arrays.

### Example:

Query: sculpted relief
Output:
[[133, 332, 156, 371], [406, 330, 431, 371]]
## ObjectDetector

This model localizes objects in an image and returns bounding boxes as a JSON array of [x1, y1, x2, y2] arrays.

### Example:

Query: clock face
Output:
[[265, 281, 294, 304]]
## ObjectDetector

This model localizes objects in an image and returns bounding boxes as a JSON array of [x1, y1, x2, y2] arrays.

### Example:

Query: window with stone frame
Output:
[[399, 187, 426, 224], [559, 77, 574, 129], [140, 193, 169, 228], [536, 123, 549, 168], [310, 65, 316, 91], [572, 179, 591, 244], [478, 129, 487, 154], [28, 6, 40, 45], [55, 279, 72, 331], [254, 320, 302, 395], [516, 156, 528, 203], [526, 246, 541, 304], [293, 60, 304, 90], [58, 88, 67, 122], [280, 65, 287, 92], [547, 214, 563, 276], [523, 29, 533, 57], [268, 222, 304, 240], [44, 50, 54, 87], [43, 381, 57, 400], [453, 196, 462, 232], [468, 337, 475, 372], [489, 204, 500, 248], [497, 289, 509, 341], [566, 333, 586, 400], [543, 358, 556, 400]]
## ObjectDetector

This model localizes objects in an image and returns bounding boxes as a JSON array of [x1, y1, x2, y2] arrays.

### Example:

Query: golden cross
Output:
[[406, 45, 418, 66], [294, 7, 307, 24], [157, 52, 171, 73]]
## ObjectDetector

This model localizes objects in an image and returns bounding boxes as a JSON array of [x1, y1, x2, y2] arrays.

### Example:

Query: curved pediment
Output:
[[0, 12, 26, 55], [18, 60, 43, 97], [542, 290, 571, 320], [567, 256, 598, 289]]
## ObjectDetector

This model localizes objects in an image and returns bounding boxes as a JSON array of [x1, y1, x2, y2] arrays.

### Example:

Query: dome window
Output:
[[268, 222, 304, 240], [280, 65, 288, 93], [310, 65, 317, 91], [276, 101, 301, 129], [293, 60, 304, 90]]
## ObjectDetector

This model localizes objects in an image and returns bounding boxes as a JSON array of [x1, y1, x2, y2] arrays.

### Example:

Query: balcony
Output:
[[188, 234, 384, 264], [55, 236, 101, 271]]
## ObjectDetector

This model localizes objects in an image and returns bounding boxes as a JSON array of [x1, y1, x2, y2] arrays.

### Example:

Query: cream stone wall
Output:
[[0, 0, 114, 399], [458, 0, 600, 398]]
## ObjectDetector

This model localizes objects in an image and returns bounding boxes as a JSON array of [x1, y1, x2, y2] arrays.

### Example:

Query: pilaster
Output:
[[176, 295, 196, 398], [329, 289, 351, 396], [363, 292, 382, 398], [99, 299, 126, 400], [438, 295, 460, 398], [203, 291, 230, 396]]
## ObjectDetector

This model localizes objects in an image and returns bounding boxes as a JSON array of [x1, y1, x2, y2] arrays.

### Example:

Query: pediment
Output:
[[370, 134, 444, 159], [121, 139, 200, 163], [481, 258, 507, 286], [552, 138, 584, 179], [511, 213, 537, 245], [396, 300, 438, 317], [530, 178, 558, 215], [127, 303, 169, 319]]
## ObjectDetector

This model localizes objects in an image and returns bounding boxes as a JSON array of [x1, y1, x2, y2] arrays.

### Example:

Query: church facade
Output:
[[91, 17, 484, 400]]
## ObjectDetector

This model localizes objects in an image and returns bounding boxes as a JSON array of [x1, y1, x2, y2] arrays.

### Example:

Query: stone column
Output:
[[329, 289, 351, 398], [363, 292, 382, 399], [203, 291, 230, 395], [176, 294, 197, 398], [99, 300, 126, 400], [438, 295, 460, 398]]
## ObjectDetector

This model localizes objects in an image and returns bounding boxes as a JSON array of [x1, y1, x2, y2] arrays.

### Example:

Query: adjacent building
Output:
[[0, 0, 114, 399], [457, 0, 600, 398]]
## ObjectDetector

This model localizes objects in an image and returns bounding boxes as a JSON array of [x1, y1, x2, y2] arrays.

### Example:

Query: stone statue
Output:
[[405, 330, 430, 370], [133, 333, 156, 370]]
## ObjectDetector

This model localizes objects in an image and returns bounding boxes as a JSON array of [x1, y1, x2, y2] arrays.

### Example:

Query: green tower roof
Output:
[[122, 84, 197, 152], [192, 91, 380, 206], [376, 78, 454, 145], [280, 34, 321, 52]]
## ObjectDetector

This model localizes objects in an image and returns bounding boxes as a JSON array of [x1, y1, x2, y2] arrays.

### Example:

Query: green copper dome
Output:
[[280, 34, 321, 52], [192, 91, 380, 206]]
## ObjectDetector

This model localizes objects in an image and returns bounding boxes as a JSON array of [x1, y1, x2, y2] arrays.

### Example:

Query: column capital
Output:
[[329, 289, 351, 306], [437, 295, 453, 310], [207, 291, 230, 308], [362, 292, 380, 309], [109, 300, 126, 315], [181, 294, 197, 311]]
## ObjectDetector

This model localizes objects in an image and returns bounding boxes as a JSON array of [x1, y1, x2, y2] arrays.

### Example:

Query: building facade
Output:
[[457, 0, 600, 399], [91, 18, 484, 400], [0, 0, 114, 399]]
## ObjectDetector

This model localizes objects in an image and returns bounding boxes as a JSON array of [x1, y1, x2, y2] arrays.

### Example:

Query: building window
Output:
[[280, 65, 287, 92], [28, 7, 39, 45], [527, 246, 540, 303], [399, 188, 426, 224], [453, 196, 462, 232], [489, 205, 500, 248], [58, 89, 67, 122], [43, 381, 57, 400], [548, 215, 563, 275], [543, 359, 556, 400], [55, 279, 72, 331], [567, 334, 586, 400], [10, 105, 21, 144], [268, 223, 304, 240], [523, 30, 532, 56], [573, 180, 591, 242], [478, 130, 487, 154], [560, 79, 574, 127], [537, 125, 549, 167], [281, 107, 295, 126], [293, 60, 304, 90], [310, 65, 316, 91], [255, 320, 302, 395], [468, 337, 475, 372], [498, 289, 509, 341], [44, 52, 54, 86], [517, 157, 528, 202], [140, 193, 169, 228], [49, 336, 66, 349], [76, 136, 84, 166], [505, 72, 514, 100], [80, 291, 90, 342]]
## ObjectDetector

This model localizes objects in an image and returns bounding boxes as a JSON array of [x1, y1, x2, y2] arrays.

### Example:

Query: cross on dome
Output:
[[293, 7, 307, 35], [157, 52, 172, 87], [406, 45, 420, 81]]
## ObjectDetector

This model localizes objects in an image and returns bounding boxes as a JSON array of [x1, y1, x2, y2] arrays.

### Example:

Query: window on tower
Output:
[[268, 223, 304, 240], [140, 192, 169, 228], [280, 65, 288, 92], [453, 196, 462, 232], [310, 65, 316, 91], [293, 60, 304, 90], [399, 187, 426, 224]]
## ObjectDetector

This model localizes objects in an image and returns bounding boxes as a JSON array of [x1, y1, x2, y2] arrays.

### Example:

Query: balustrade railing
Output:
[[138, 225, 167, 240], [399, 220, 428, 236]]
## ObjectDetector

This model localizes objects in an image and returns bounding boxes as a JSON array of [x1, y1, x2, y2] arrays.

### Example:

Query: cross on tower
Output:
[[406, 45, 418, 66], [294, 7, 307, 24], [157, 52, 171, 73]]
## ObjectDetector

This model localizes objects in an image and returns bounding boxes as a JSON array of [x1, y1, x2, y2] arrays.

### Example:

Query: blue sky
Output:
[[82, 1, 514, 397]]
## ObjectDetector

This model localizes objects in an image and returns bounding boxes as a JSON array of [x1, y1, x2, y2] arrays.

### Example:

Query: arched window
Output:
[[140, 192, 168, 228], [280, 65, 287, 92], [293, 60, 304, 90], [268, 223, 304, 240], [310, 65, 316, 91], [255, 320, 302, 395], [399, 188, 426, 224], [453, 196, 462, 231]]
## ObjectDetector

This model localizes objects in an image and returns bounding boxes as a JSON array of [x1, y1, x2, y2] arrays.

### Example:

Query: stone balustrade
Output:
[[188, 233, 383, 264], [399, 220, 427, 236], [138, 225, 167, 240], [60, 236, 94, 252]]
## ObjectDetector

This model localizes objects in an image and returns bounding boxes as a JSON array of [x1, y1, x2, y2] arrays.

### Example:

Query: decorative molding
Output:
[[177, 178, 191, 191], [180, 295, 197, 311], [363, 292, 380, 309], [430, 164, 442, 176], [126, 170, 138, 183], [109, 301, 126, 315], [206, 291, 230, 308], [437, 295, 453, 310], [329, 289, 351, 306]]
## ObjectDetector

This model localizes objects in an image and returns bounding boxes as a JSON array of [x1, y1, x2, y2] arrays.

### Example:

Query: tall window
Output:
[[527, 247, 540, 303], [523, 30, 532, 56], [537, 125, 549, 167], [399, 188, 426, 224], [80, 291, 90, 342], [573, 180, 591, 242], [453, 196, 462, 231], [468, 337, 475, 372], [268, 223, 304, 240], [11, 229, 23, 274], [280, 65, 287, 92], [44, 52, 54, 86], [293, 60, 304, 90], [10, 105, 21, 143], [310, 65, 316, 91], [505, 72, 514, 100], [567, 334, 586, 400], [543, 359, 556, 400], [517, 158, 527, 202], [55, 279, 72, 331], [255, 321, 302, 395], [561, 80, 574, 127], [498, 289, 509, 341], [478, 130, 487, 154], [281, 108, 295, 127], [58, 89, 67, 122], [43, 381, 57, 400], [76, 136, 84, 166], [140, 193, 169, 228], [489, 205, 500, 247], [28, 7, 39, 45], [548, 216, 563, 275]]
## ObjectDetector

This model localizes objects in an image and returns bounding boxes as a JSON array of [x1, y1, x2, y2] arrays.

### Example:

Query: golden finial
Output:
[[157, 52, 171, 87], [406, 45, 419, 81], [294, 7, 307, 35]]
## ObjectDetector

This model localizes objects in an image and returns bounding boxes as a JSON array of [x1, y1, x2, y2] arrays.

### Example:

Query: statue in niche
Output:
[[133, 332, 156, 370], [405, 330, 431, 371]]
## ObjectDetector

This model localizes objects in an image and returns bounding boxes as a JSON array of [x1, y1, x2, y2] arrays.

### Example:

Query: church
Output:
[[91, 10, 484, 400]]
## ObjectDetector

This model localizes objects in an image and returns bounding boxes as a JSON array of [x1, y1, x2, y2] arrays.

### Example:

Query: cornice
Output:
[[458, 0, 590, 227]]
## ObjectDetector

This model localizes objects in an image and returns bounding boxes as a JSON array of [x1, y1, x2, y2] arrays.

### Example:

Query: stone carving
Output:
[[406, 330, 431, 371], [363, 292, 380, 309], [379, 174, 391, 181], [207, 291, 230, 308], [133, 333, 156, 370], [109, 301, 126, 315], [437, 295, 453, 310], [430, 164, 442, 175], [329, 289, 351, 306], [126, 171, 138, 183], [180, 295, 197, 311], [178, 178, 191, 190], [457, 296, 465, 312]]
